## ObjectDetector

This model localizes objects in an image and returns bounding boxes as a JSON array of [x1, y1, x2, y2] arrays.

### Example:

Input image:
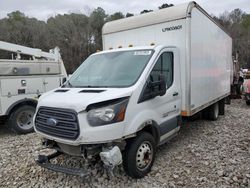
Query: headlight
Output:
[[87, 97, 129, 126]]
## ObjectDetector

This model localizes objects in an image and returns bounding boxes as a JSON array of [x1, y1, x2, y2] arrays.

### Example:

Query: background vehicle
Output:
[[0, 41, 67, 134], [243, 71, 250, 105], [230, 52, 244, 99], [35, 1, 232, 178]]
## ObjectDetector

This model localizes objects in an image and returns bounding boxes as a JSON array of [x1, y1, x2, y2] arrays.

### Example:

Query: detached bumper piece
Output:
[[36, 151, 89, 177]]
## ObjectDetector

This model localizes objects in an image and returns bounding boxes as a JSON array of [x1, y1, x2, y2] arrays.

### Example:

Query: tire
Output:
[[202, 109, 209, 119], [8, 105, 36, 134], [208, 102, 219, 121], [219, 99, 225, 115], [123, 132, 156, 179], [246, 100, 250, 105], [225, 96, 231, 105]]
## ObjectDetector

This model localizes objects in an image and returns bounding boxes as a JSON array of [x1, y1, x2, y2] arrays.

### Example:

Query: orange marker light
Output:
[[116, 105, 126, 121]]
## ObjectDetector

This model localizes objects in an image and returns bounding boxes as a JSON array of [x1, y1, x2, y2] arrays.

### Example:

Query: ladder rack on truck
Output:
[[0, 41, 67, 134]]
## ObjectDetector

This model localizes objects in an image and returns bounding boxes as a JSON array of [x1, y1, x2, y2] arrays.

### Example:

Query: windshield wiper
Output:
[[82, 85, 109, 88], [63, 84, 109, 88]]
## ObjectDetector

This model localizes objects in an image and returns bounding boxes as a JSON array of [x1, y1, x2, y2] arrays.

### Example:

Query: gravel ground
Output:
[[0, 99, 249, 188]]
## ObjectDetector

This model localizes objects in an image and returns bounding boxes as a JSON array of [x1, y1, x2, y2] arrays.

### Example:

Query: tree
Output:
[[107, 12, 125, 21], [214, 9, 250, 67], [140, 10, 153, 14], [159, 3, 174, 9], [0, 11, 50, 59], [126, 13, 134, 18], [242, 14, 250, 30], [47, 13, 91, 72], [89, 7, 107, 51]]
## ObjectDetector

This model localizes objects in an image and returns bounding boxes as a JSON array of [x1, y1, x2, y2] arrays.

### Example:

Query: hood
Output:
[[38, 87, 133, 112]]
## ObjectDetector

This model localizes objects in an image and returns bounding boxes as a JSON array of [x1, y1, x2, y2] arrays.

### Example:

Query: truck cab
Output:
[[35, 45, 181, 142], [35, 45, 181, 178]]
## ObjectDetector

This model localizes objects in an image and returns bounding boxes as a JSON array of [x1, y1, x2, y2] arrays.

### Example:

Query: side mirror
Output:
[[158, 74, 167, 96], [139, 74, 167, 103]]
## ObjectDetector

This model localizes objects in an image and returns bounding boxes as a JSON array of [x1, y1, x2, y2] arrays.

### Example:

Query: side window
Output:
[[149, 52, 173, 89]]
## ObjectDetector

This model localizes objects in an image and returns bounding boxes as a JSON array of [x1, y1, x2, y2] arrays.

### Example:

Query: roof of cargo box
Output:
[[103, 2, 194, 35], [103, 1, 230, 37]]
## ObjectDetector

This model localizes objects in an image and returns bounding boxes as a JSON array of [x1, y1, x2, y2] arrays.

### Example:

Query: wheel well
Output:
[[7, 99, 37, 117], [140, 122, 160, 145]]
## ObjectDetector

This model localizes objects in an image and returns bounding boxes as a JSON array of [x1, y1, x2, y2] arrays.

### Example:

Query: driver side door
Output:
[[142, 48, 181, 143]]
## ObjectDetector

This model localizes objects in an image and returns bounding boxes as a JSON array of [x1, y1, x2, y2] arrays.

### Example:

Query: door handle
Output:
[[173, 92, 179, 96]]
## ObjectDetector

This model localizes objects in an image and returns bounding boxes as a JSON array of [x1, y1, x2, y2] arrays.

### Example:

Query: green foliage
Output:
[[107, 12, 124, 22], [126, 13, 134, 18], [89, 7, 107, 51], [242, 14, 250, 29], [0, 11, 49, 59], [140, 10, 153, 14], [215, 9, 250, 68], [159, 3, 174, 9], [47, 13, 91, 72]]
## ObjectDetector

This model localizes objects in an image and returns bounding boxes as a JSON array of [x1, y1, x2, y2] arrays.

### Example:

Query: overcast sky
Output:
[[0, 0, 250, 21]]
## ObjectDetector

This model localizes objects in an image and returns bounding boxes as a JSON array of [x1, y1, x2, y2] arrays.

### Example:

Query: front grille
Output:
[[35, 107, 79, 140]]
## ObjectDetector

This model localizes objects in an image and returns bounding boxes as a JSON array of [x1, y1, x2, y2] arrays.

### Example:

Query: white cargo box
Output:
[[103, 1, 232, 116]]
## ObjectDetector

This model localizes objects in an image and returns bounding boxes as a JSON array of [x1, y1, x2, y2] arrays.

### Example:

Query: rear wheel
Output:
[[8, 105, 36, 134], [123, 132, 156, 178], [208, 102, 219, 121], [219, 99, 225, 115]]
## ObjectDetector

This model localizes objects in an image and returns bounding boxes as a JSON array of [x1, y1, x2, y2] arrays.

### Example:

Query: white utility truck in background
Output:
[[35, 1, 232, 178], [0, 41, 67, 134]]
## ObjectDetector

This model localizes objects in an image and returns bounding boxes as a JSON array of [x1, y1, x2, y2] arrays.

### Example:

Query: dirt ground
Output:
[[0, 99, 249, 187]]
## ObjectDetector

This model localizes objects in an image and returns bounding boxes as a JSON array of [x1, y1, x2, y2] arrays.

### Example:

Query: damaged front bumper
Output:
[[36, 151, 89, 177], [36, 139, 123, 177]]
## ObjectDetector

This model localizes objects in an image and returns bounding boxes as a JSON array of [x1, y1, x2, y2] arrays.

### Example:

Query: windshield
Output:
[[67, 50, 154, 88]]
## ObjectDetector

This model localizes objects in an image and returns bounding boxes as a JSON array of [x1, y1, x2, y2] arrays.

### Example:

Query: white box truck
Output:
[[0, 41, 67, 134], [35, 1, 232, 178]]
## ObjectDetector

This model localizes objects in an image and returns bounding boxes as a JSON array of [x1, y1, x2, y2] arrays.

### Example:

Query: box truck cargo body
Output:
[[102, 2, 232, 116], [34, 1, 232, 178]]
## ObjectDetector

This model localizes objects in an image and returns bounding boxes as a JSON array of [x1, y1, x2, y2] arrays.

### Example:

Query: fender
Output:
[[6, 98, 37, 115], [136, 119, 161, 144], [123, 109, 161, 142]]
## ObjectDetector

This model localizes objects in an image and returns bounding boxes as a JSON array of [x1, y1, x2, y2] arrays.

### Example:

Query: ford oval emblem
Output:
[[47, 118, 57, 126]]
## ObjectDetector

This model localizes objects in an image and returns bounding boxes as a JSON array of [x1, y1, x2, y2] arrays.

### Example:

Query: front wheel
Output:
[[123, 132, 156, 178], [8, 105, 36, 134]]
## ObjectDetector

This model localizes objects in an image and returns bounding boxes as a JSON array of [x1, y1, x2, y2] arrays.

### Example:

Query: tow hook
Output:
[[99, 146, 122, 176]]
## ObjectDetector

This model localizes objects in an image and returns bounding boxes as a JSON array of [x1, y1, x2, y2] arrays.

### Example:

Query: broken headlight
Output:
[[87, 97, 129, 126]]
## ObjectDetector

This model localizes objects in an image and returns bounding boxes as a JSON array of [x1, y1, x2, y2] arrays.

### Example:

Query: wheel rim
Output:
[[16, 110, 34, 130], [136, 141, 153, 171]]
